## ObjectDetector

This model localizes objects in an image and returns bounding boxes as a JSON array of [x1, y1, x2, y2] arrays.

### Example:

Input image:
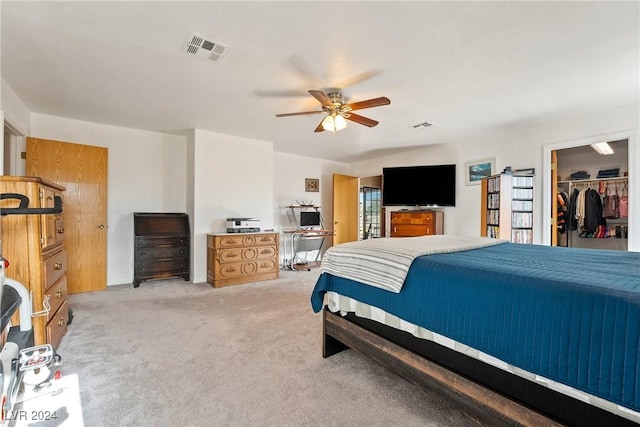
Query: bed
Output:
[[310, 236, 640, 426]]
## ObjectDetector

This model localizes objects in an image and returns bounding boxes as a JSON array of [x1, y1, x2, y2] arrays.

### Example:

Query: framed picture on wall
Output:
[[305, 178, 319, 192], [465, 158, 495, 185]]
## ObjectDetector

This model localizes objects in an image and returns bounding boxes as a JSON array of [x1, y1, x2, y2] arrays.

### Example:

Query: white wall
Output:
[[185, 130, 196, 280], [351, 102, 640, 246], [30, 114, 188, 285], [273, 152, 351, 264], [1, 79, 31, 176], [273, 152, 350, 231], [191, 129, 275, 283], [1, 78, 30, 135]]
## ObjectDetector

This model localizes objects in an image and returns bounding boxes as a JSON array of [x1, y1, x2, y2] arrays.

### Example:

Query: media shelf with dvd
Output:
[[480, 170, 535, 244]]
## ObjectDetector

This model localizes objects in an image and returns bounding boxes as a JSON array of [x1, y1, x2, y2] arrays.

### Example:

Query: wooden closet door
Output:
[[26, 137, 108, 293]]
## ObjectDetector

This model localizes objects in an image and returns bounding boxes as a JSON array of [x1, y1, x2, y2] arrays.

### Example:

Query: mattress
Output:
[[311, 242, 640, 422]]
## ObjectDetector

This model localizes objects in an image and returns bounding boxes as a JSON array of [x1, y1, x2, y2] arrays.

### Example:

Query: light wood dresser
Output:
[[207, 232, 279, 287], [0, 176, 69, 349], [390, 210, 444, 237]]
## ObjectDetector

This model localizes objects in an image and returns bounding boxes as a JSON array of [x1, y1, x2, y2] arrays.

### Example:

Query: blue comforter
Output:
[[311, 243, 640, 412]]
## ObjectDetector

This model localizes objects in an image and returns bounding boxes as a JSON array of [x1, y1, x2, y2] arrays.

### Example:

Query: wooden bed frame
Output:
[[322, 307, 638, 427]]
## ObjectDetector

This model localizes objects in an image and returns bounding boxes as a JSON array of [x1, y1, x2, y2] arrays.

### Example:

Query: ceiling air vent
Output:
[[183, 32, 228, 62], [412, 121, 433, 129]]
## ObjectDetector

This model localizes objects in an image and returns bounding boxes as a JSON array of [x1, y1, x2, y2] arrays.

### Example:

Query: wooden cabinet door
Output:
[[27, 137, 108, 293]]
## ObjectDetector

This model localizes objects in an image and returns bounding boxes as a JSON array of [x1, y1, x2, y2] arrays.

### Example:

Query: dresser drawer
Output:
[[391, 224, 433, 237], [43, 250, 67, 291], [215, 262, 258, 278], [256, 246, 277, 259], [135, 258, 189, 274], [213, 233, 278, 249], [46, 300, 68, 350], [136, 245, 188, 260], [255, 234, 278, 246], [135, 236, 189, 248], [391, 212, 433, 225], [215, 235, 256, 248], [45, 276, 68, 323], [256, 259, 278, 274], [219, 247, 262, 262]]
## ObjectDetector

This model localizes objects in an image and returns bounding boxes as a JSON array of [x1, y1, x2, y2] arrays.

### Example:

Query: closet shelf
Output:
[[558, 176, 628, 184]]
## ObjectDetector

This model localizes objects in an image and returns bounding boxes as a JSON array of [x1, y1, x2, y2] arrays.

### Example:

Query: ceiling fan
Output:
[[275, 90, 390, 133]]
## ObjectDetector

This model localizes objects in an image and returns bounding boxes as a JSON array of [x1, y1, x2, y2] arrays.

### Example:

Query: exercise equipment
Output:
[[0, 193, 63, 425]]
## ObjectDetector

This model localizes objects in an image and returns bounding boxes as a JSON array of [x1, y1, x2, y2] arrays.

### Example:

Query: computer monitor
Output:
[[299, 211, 321, 227]]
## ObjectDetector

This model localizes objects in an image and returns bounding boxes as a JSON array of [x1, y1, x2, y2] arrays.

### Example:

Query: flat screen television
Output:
[[382, 164, 456, 207], [299, 211, 321, 227]]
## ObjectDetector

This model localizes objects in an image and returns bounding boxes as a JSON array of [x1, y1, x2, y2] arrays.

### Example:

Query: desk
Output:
[[282, 229, 334, 270]]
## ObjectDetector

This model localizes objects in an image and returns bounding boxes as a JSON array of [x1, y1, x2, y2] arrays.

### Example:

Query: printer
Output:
[[226, 218, 261, 233]]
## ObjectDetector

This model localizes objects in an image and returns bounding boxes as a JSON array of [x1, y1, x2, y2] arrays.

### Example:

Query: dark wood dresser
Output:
[[133, 212, 190, 287]]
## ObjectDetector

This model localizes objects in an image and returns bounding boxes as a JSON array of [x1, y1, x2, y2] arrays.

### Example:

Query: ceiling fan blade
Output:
[[347, 97, 391, 111], [276, 111, 324, 117], [308, 90, 333, 107], [345, 112, 379, 128], [256, 89, 311, 98], [314, 119, 325, 133], [332, 69, 383, 90]]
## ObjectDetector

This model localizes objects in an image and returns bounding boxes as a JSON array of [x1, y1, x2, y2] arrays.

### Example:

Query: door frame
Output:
[[541, 129, 638, 251], [3, 115, 27, 176]]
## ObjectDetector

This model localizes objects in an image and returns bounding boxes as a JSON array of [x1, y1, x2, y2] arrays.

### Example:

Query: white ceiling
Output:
[[2, 1, 638, 163]]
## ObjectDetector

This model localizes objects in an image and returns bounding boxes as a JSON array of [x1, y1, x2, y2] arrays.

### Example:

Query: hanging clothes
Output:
[[583, 188, 605, 236], [568, 187, 579, 231], [619, 183, 629, 218], [557, 192, 569, 234], [576, 188, 587, 230]]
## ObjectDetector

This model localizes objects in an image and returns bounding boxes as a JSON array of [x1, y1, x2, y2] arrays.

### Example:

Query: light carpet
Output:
[[57, 270, 479, 427]]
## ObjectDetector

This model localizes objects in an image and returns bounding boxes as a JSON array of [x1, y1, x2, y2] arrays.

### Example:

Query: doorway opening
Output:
[[359, 175, 383, 240], [360, 187, 381, 239], [554, 139, 629, 251], [3, 119, 26, 176], [543, 130, 638, 251]]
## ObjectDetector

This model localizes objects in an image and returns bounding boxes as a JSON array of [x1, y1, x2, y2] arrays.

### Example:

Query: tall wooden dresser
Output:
[[0, 176, 69, 349], [133, 213, 191, 287], [207, 232, 279, 287], [390, 210, 444, 237]]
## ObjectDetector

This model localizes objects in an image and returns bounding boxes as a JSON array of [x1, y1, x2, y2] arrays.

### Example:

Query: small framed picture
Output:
[[305, 178, 319, 192], [465, 158, 495, 185]]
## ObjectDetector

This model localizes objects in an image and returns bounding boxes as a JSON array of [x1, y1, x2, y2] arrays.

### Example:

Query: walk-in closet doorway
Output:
[[542, 130, 638, 252]]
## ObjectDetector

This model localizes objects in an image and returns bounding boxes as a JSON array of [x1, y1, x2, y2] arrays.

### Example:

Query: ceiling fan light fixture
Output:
[[276, 89, 388, 132], [322, 113, 348, 132]]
